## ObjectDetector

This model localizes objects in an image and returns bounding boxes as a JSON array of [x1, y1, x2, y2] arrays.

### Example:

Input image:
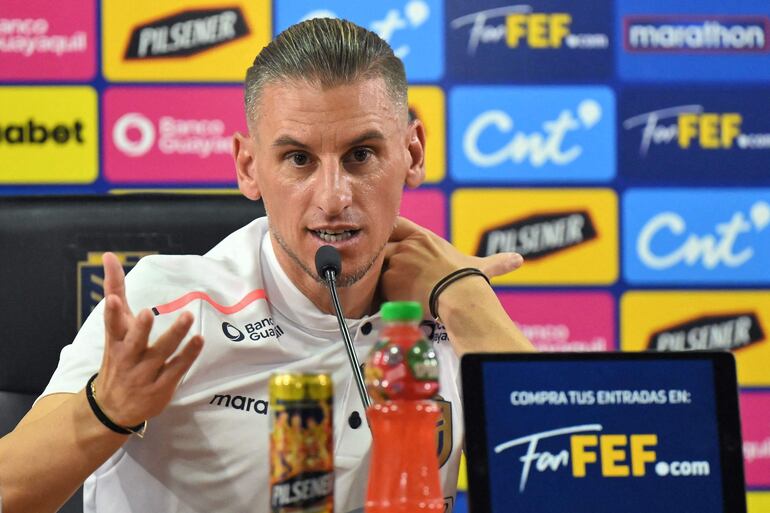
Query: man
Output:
[[0, 18, 531, 513]]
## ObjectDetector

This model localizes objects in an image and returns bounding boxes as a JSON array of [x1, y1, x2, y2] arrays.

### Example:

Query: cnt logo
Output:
[[637, 200, 770, 271], [624, 16, 769, 53], [648, 312, 765, 352], [124, 8, 250, 59], [113, 112, 231, 158], [450, 4, 609, 56], [222, 317, 284, 342], [477, 211, 597, 260], [495, 424, 711, 493], [300, 0, 431, 60], [623, 104, 770, 156]]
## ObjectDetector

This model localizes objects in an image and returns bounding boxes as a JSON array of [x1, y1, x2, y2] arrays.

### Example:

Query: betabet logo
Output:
[[463, 99, 603, 168], [477, 211, 597, 260], [124, 8, 249, 59], [636, 201, 770, 271], [495, 424, 711, 493], [221, 317, 284, 343], [623, 105, 770, 156], [648, 312, 765, 352], [0, 118, 85, 145], [450, 5, 608, 55], [624, 16, 769, 53], [112, 112, 231, 158]]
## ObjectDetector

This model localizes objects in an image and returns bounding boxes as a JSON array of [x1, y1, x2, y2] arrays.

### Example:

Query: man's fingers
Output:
[[104, 294, 130, 344], [102, 252, 132, 315], [150, 312, 195, 361], [480, 252, 524, 278], [122, 308, 154, 359], [157, 336, 203, 387]]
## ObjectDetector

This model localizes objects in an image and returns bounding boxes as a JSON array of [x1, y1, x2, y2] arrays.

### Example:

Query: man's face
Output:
[[235, 77, 425, 287]]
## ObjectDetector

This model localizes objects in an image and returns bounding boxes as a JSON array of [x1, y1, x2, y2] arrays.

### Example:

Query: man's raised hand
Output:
[[93, 253, 203, 428]]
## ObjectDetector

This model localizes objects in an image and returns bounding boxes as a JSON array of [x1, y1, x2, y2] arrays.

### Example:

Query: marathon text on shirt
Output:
[[124, 8, 250, 59], [476, 211, 597, 259], [210, 393, 269, 415], [648, 312, 765, 352]]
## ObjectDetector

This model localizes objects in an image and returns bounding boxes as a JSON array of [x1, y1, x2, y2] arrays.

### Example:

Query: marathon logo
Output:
[[648, 313, 765, 352], [124, 7, 249, 59], [624, 16, 769, 53], [271, 471, 333, 510], [476, 211, 597, 260], [209, 393, 268, 415]]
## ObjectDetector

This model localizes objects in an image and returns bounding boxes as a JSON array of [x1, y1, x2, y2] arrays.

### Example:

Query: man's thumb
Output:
[[481, 252, 524, 278]]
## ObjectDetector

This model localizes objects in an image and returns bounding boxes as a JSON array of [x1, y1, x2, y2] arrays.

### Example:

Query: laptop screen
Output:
[[462, 352, 746, 513]]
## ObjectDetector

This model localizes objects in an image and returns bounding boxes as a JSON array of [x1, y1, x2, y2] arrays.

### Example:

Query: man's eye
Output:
[[289, 153, 309, 166], [350, 148, 372, 163]]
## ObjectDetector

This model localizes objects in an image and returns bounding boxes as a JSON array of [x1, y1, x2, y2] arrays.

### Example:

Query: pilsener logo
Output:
[[124, 7, 250, 59], [450, 87, 615, 183], [623, 105, 770, 156], [624, 16, 769, 53], [495, 424, 710, 493], [476, 211, 597, 260], [648, 312, 765, 352]]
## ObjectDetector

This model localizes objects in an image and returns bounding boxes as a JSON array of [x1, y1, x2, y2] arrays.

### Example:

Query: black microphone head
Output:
[[315, 245, 341, 279]]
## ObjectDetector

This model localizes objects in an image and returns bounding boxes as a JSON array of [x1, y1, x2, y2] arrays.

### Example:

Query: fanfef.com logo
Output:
[[476, 211, 597, 260], [624, 16, 769, 53], [648, 312, 765, 352], [124, 7, 249, 59]]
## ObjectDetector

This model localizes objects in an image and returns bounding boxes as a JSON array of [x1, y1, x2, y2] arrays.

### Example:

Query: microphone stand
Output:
[[322, 267, 372, 412]]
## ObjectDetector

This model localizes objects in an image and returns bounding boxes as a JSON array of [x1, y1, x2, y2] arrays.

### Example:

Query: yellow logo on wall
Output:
[[0, 86, 97, 184], [452, 189, 618, 285], [621, 291, 770, 386], [102, 0, 271, 81], [748, 492, 770, 513], [408, 86, 445, 183]]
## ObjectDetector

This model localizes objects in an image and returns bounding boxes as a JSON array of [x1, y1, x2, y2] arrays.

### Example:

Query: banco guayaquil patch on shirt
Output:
[[102, 0, 271, 81], [452, 189, 618, 285], [621, 291, 770, 387]]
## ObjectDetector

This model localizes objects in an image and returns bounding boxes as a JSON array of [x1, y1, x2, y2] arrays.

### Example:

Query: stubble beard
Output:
[[270, 225, 386, 288]]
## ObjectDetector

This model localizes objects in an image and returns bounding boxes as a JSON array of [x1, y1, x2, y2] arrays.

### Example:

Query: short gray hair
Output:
[[244, 18, 407, 125]]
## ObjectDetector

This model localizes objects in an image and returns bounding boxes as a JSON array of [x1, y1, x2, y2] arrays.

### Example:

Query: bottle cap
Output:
[[380, 301, 422, 321]]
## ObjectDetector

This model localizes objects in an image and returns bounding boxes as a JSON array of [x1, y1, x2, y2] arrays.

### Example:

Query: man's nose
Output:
[[315, 158, 352, 216]]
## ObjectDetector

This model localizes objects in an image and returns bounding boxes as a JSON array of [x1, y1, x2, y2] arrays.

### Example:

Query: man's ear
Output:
[[404, 118, 426, 189], [233, 132, 261, 200]]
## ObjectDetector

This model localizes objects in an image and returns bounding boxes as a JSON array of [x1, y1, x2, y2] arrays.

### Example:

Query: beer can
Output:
[[269, 373, 334, 513]]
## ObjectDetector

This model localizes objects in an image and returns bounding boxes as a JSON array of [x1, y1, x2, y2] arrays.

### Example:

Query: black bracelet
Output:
[[86, 373, 147, 437], [429, 268, 490, 323]]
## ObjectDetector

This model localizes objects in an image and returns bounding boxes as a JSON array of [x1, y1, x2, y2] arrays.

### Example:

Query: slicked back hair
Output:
[[244, 18, 407, 126]]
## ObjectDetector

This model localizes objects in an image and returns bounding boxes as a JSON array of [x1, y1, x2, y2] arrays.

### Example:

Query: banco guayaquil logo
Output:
[[648, 312, 765, 352], [221, 317, 284, 342], [624, 189, 770, 284], [450, 86, 615, 182], [124, 7, 250, 59]]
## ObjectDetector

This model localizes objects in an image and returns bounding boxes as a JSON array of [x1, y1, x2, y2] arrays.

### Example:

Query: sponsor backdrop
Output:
[[1, 0, 769, 509]]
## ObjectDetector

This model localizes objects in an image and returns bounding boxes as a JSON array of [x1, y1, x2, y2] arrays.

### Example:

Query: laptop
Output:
[[462, 352, 746, 513]]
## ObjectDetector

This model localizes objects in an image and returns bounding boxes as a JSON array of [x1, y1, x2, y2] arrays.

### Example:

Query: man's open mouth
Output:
[[311, 229, 360, 243]]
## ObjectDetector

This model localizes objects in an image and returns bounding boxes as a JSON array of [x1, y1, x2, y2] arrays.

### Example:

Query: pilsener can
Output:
[[269, 373, 334, 513]]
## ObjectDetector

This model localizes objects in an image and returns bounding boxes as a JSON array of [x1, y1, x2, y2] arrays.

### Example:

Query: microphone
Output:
[[315, 246, 372, 413]]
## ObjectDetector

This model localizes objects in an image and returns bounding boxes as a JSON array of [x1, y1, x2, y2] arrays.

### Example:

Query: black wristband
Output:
[[429, 268, 490, 323], [86, 373, 146, 436]]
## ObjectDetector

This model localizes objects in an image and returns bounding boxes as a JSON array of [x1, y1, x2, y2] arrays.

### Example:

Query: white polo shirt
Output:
[[42, 217, 464, 513]]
